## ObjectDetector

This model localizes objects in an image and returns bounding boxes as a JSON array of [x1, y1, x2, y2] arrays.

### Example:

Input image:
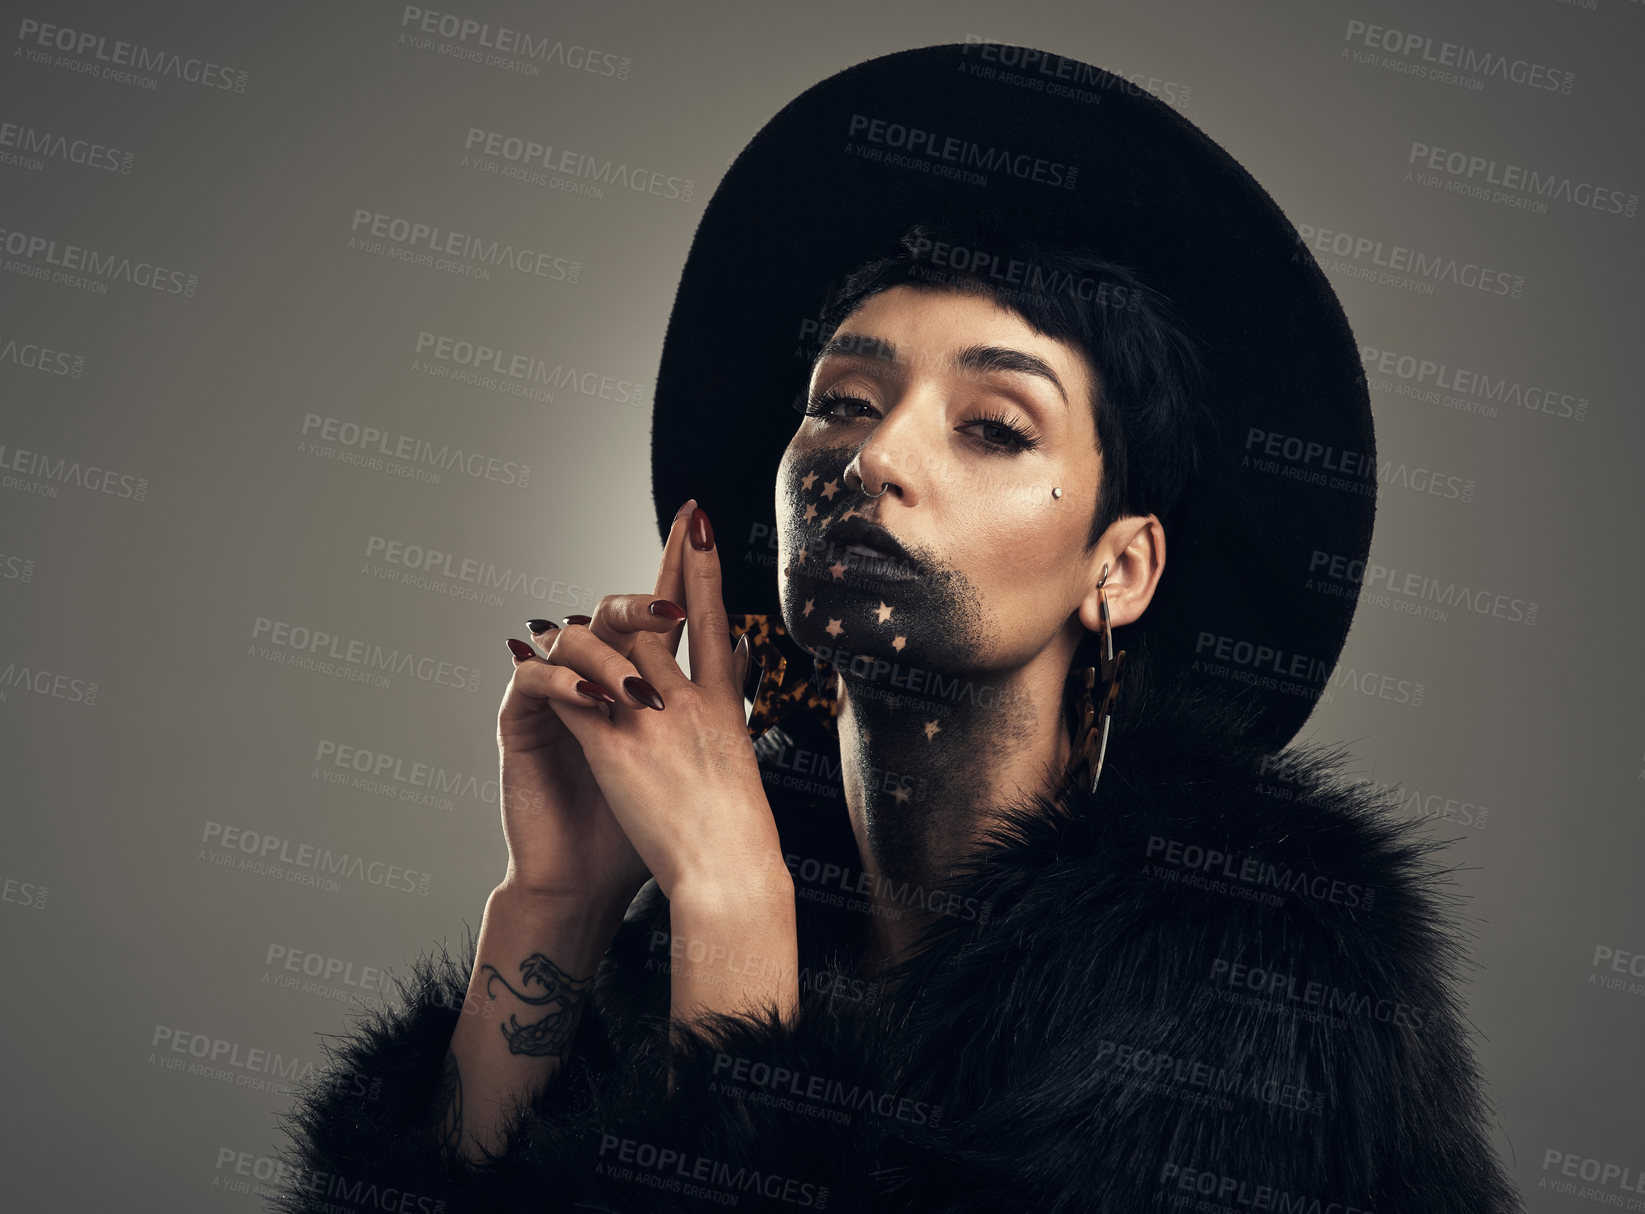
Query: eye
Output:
[[960, 407, 1042, 454], [795, 387, 879, 422]]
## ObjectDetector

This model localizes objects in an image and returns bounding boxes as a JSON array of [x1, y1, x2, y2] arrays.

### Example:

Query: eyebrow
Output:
[[813, 334, 1069, 409]]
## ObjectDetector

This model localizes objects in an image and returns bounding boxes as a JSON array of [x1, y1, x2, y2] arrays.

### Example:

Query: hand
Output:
[[543, 502, 773, 902], [494, 499, 752, 911]]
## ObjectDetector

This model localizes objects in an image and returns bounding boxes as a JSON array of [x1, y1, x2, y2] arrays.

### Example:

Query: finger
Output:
[[500, 637, 621, 729], [682, 504, 734, 695], [734, 635, 752, 720], [583, 592, 688, 659], [652, 499, 697, 659], [540, 622, 676, 711]]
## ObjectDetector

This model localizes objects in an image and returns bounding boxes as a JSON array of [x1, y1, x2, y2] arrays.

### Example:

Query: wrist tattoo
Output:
[[479, 953, 595, 1058]]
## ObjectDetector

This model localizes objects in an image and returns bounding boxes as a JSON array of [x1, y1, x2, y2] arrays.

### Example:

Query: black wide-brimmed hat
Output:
[[650, 42, 1377, 755]]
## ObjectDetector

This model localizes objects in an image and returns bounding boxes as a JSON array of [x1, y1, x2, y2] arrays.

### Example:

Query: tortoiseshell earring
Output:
[[1068, 562, 1126, 795]]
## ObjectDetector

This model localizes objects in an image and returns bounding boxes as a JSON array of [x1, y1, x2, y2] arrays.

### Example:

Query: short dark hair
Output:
[[814, 221, 1212, 550]]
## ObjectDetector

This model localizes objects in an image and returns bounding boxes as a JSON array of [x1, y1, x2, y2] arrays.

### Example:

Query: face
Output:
[[775, 284, 1124, 683]]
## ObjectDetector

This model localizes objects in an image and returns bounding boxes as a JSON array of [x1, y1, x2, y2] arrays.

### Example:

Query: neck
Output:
[[835, 646, 1075, 976]]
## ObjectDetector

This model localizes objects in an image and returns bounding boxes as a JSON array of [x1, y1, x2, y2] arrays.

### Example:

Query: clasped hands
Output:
[[501, 498, 789, 913]]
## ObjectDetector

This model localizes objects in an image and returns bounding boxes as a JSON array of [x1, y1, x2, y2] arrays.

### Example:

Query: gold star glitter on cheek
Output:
[[891, 784, 910, 804], [801, 470, 818, 490], [820, 479, 840, 500], [825, 617, 845, 638], [803, 597, 815, 616], [923, 719, 941, 741], [874, 602, 893, 623], [891, 635, 906, 651], [803, 503, 818, 521], [829, 561, 848, 580]]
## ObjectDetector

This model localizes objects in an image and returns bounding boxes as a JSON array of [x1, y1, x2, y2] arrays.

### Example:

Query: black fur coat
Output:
[[272, 684, 1523, 1213]]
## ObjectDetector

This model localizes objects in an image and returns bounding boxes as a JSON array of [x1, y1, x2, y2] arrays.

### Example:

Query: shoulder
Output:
[[888, 732, 1520, 1211]]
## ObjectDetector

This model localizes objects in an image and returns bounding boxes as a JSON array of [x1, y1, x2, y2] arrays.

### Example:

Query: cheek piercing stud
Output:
[[1052, 486, 1063, 499]]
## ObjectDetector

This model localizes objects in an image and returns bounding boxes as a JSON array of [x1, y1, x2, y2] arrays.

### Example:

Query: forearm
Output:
[[431, 882, 627, 1163], [666, 869, 800, 1030]]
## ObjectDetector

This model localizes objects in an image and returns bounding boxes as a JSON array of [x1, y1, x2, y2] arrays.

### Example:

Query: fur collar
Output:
[[580, 680, 1524, 1212], [274, 679, 1524, 1213]]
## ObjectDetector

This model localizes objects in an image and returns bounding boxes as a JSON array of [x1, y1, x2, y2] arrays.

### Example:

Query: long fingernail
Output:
[[526, 619, 558, 635], [674, 497, 698, 522], [649, 599, 687, 621], [577, 679, 618, 704], [623, 676, 665, 711], [506, 638, 535, 661], [563, 614, 592, 627], [689, 505, 714, 552]]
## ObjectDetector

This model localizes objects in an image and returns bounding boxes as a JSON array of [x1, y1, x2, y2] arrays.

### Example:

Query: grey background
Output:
[[0, 0, 1640, 1208]]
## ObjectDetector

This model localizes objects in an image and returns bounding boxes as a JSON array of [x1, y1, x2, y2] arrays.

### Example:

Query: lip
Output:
[[820, 518, 919, 578]]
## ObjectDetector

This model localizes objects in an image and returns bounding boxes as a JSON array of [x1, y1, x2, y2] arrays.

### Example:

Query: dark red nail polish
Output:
[[526, 619, 557, 635], [623, 676, 665, 710], [576, 679, 618, 704], [563, 614, 592, 627], [649, 598, 687, 621], [689, 505, 714, 552], [506, 638, 535, 661]]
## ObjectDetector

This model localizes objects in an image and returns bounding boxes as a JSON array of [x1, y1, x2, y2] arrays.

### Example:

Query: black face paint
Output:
[[774, 442, 993, 683]]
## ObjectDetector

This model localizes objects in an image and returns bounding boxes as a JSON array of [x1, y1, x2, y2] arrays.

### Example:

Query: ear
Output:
[[1077, 514, 1165, 633]]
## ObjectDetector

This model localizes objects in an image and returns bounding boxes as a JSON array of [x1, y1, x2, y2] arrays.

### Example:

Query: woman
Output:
[[275, 45, 1522, 1213]]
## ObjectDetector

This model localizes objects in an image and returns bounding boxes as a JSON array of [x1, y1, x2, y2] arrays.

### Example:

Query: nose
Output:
[[844, 389, 938, 506]]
